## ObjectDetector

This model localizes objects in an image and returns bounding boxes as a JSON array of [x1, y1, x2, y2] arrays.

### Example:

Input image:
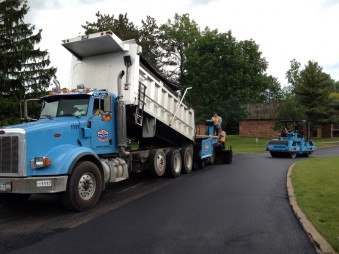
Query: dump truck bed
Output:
[[62, 31, 195, 142]]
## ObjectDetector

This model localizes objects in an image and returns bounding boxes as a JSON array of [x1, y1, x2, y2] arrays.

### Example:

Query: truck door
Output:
[[90, 97, 117, 154]]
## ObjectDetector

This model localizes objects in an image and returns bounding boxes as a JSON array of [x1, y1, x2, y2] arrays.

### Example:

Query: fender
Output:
[[31, 144, 100, 176]]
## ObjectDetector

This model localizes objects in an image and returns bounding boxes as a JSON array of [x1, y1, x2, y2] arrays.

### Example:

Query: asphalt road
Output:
[[3, 146, 339, 254]]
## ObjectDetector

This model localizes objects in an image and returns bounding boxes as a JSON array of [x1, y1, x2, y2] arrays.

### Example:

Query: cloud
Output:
[[27, 0, 62, 10], [326, 62, 339, 70], [322, 0, 339, 8], [27, 0, 107, 11], [189, 0, 219, 6]]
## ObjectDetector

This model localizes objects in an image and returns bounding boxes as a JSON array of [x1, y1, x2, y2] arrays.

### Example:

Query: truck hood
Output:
[[1, 117, 81, 133]]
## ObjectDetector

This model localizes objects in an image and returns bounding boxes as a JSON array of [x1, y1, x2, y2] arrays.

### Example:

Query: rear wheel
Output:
[[181, 146, 193, 174], [60, 161, 102, 211], [166, 149, 182, 178], [149, 149, 166, 177]]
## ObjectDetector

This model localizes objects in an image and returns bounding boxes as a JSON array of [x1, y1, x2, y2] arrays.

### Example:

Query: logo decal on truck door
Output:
[[97, 129, 109, 142]]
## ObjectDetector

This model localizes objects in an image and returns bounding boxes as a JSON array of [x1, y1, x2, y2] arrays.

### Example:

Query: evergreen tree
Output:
[[295, 61, 336, 127], [286, 60, 336, 128], [0, 0, 56, 125]]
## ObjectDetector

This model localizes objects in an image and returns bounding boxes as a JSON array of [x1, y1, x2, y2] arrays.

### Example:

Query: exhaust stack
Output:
[[116, 71, 129, 156]]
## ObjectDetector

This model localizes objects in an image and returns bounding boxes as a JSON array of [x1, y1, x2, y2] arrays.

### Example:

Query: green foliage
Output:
[[330, 92, 339, 100], [285, 59, 301, 88], [0, 97, 21, 126], [82, 12, 139, 41], [286, 60, 336, 127], [275, 96, 306, 121], [159, 13, 201, 82], [139, 16, 161, 70], [0, 0, 56, 126], [260, 76, 284, 102], [183, 28, 277, 133], [82, 13, 161, 70]]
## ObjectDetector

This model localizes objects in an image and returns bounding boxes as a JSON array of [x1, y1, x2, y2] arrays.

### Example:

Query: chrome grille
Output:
[[0, 136, 19, 173]]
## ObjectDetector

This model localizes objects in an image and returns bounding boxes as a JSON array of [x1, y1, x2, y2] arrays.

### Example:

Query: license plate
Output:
[[37, 180, 52, 187]]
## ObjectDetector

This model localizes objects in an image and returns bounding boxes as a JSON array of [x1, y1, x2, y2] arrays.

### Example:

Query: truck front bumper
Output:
[[0, 176, 68, 194]]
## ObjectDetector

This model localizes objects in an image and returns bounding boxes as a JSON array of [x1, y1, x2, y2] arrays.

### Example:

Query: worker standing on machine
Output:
[[212, 113, 222, 135]]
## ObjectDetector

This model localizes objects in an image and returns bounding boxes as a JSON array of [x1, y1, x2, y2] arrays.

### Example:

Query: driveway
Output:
[[9, 146, 339, 254]]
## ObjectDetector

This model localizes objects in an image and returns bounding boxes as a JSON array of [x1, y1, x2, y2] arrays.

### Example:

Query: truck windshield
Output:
[[40, 94, 90, 118]]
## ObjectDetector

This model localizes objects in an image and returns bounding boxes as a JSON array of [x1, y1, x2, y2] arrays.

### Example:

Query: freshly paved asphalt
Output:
[[11, 147, 339, 254]]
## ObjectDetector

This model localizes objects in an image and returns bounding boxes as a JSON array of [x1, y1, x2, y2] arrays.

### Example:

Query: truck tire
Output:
[[181, 146, 193, 174], [0, 193, 31, 206], [149, 149, 166, 177], [166, 149, 182, 178], [60, 161, 102, 211], [290, 152, 297, 159]]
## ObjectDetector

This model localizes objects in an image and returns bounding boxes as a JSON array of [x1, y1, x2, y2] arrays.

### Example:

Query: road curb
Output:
[[287, 163, 337, 254]]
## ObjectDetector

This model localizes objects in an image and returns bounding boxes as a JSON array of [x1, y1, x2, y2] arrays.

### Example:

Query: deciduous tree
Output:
[[183, 28, 274, 132], [159, 13, 200, 82]]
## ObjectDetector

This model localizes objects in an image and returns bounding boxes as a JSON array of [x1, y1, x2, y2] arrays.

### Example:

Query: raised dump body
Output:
[[62, 31, 195, 145]]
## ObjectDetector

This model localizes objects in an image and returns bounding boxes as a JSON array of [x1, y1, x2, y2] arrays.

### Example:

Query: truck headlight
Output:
[[31, 157, 51, 169]]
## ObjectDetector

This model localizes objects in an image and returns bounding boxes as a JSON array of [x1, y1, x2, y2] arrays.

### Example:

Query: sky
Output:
[[25, 0, 339, 88]]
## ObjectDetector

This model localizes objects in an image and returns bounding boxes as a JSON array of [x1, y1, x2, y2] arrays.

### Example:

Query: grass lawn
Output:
[[226, 135, 339, 153], [291, 157, 339, 252], [226, 135, 270, 153]]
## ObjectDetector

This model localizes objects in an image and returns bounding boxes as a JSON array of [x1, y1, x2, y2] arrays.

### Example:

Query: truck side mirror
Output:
[[104, 95, 112, 112]]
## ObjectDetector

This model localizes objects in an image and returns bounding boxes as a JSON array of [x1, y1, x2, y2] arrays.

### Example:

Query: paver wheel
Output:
[[60, 161, 102, 211]]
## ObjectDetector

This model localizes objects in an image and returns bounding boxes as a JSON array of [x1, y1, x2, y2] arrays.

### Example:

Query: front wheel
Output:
[[60, 161, 102, 211]]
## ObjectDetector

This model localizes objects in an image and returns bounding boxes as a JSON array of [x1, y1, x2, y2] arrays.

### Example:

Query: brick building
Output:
[[239, 103, 338, 138], [239, 103, 278, 138]]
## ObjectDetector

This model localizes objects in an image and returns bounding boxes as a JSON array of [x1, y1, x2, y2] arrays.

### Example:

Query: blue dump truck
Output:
[[0, 31, 232, 211], [266, 120, 317, 158]]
